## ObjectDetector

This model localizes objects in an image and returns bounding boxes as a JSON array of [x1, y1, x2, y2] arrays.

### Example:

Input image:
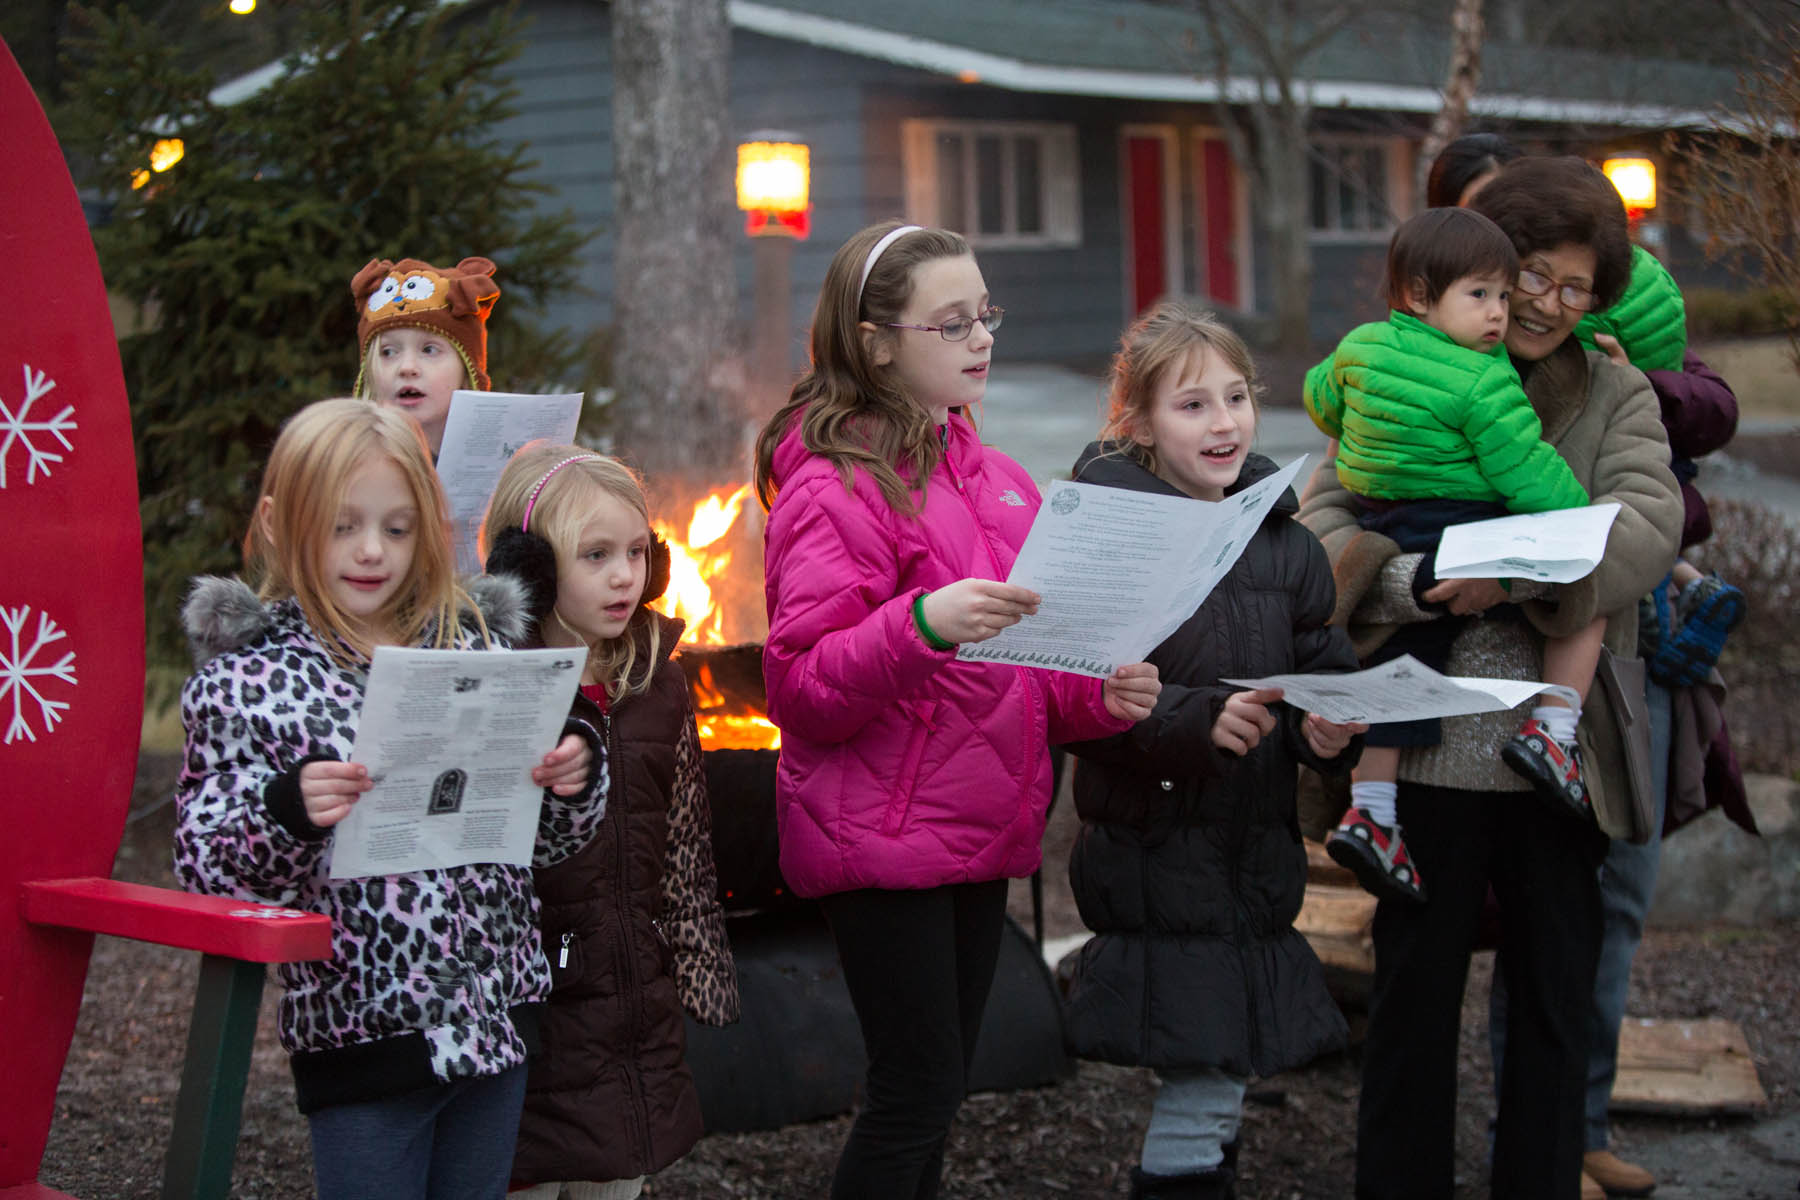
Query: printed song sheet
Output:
[[1434, 502, 1621, 584], [435, 390, 584, 575], [1222, 654, 1577, 725], [957, 456, 1308, 678], [329, 646, 584, 880]]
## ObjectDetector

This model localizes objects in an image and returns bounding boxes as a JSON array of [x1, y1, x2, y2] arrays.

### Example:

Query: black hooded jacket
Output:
[[1061, 444, 1358, 1077]]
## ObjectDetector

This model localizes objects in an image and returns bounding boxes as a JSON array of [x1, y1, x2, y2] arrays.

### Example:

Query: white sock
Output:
[[1531, 703, 1579, 745], [1350, 781, 1399, 827]]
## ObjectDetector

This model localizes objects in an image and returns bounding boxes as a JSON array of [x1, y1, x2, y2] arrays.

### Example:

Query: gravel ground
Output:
[[36, 753, 1800, 1199]]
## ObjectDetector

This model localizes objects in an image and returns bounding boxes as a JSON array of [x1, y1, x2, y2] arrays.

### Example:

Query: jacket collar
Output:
[[1519, 336, 1592, 444]]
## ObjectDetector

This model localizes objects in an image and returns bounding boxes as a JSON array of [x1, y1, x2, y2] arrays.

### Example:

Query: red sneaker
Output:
[[1501, 718, 1593, 824], [1327, 807, 1426, 903]]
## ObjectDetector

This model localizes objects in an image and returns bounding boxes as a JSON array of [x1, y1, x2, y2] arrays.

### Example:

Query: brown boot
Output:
[[1583, 1149, 1656, 1196], [1580, 1172, 1605, 1200]]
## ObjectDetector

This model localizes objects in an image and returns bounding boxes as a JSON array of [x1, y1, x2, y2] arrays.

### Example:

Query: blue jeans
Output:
[[1489, 678, 1672, 1152], [307, 1064, 529, 1200], [1141, 1067, 1247, 1175]]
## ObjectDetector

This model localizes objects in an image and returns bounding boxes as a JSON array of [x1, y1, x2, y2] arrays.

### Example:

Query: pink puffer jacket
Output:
[[763, 410, 1131, 897]]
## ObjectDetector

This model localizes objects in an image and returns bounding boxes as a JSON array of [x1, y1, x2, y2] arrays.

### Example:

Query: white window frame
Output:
[[1308, 136, 1410, 242], [901, 118, 1081, 249]]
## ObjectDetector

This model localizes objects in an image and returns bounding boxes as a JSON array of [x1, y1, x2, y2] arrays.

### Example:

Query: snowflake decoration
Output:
[[0, 364, 77, 488], [1, 603, 77, 744]]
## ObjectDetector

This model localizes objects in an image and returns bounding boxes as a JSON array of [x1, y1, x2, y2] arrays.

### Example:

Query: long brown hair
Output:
[[1098, 302, 1263, 479], [481, 443, 663, 703], [753, 221, 973, 515], [245, 397, 479, 662]]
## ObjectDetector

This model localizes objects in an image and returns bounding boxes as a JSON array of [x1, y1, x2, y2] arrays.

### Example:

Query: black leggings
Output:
[[1355, 782, 1606, 1200], [819, 879, 1010, 1200]]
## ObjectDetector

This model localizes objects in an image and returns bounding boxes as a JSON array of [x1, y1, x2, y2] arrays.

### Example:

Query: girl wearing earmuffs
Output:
[[482, 443, 739, 1200]]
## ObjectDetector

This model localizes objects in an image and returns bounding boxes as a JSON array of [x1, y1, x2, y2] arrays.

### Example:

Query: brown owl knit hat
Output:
[[351, 255, 501, 393]]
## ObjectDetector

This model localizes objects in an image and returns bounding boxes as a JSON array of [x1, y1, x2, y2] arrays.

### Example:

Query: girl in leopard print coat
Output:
[[482, 445, 738, 1200], [172, 400, 608, 1198]]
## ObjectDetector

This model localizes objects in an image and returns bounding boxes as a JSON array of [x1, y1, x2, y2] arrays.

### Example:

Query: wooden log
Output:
[[1609, 1017, 1770, 1116], [1296, 881, 1377, 975]]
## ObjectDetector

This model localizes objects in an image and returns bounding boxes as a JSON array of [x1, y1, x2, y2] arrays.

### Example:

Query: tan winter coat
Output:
[[1298, 339, 1683, 833]]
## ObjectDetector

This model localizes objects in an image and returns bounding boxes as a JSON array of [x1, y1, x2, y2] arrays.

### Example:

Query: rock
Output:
[[1650, 774, 1800, 927]]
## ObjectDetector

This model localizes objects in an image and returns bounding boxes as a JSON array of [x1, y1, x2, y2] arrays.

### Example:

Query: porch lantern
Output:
[[736, 136, 810, 239], [737, 132, 809, 420], [1602, 156, 1656, 214]]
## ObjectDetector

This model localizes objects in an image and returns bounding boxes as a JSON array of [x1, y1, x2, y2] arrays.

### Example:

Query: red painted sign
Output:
[[0, 36, 148, 1182]]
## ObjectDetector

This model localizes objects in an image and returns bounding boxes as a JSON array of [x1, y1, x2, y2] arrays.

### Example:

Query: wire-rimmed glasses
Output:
[[883, 306, 1005, 342]]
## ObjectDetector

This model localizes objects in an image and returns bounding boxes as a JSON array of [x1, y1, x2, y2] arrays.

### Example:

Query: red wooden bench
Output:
[[1, 38, 331, 1199]]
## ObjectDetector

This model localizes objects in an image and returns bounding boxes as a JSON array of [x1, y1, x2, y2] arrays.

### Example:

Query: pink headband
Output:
[[520, 454, 603, 530], [858, 224, 923, 303]]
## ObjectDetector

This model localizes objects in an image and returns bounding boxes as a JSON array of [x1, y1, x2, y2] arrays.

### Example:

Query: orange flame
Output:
[[654, 484, 752, 646], [654, 485, 780, 750]]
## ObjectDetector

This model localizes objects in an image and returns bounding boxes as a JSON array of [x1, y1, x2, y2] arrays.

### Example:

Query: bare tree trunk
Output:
[[1415, 0, 1486, 207], [611, 0, 741, 495]]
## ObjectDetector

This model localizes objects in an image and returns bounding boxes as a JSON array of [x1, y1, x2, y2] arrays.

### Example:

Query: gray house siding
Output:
[[494, 2, 1741, 379]]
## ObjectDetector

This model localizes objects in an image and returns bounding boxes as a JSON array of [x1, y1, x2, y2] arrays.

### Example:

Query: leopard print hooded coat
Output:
[[172, 574, 608, 1113]]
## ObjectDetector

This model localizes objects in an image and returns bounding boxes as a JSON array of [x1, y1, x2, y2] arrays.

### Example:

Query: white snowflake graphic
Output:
[[1, 603, 77, 744], [0, 364, 77, 488]]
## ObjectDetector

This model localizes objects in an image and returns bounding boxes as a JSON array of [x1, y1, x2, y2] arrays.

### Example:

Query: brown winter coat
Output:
[[512, 612, 739, 1185], [1298, 339, 1683, 834]]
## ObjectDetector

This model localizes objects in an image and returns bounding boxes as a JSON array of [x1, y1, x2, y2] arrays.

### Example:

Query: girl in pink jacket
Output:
[[753, 221, 1160, 1199]]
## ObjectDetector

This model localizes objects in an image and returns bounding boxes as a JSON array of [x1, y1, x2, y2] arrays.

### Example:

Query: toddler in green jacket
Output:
[[1306, 207, 1609, 905]]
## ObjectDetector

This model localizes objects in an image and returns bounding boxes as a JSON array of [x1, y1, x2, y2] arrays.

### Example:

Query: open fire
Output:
[[653, 485, 780, 751]]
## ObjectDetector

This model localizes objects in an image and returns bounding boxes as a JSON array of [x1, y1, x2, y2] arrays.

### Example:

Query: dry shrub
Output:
[[1689, 498, 1800, 775]]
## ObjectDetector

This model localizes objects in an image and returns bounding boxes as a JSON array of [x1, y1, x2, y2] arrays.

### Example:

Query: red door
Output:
[[1126, 134, 1169, 315], [1199, 136, 1242, 309]]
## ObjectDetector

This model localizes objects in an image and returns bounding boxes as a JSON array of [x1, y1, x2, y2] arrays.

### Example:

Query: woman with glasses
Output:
[[1299, 156, 1683, 1200], [1434, 135, 1749, 1200]]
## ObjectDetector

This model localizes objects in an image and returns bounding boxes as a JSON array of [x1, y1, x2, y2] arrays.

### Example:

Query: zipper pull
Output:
[[557, 931, 573, 969]]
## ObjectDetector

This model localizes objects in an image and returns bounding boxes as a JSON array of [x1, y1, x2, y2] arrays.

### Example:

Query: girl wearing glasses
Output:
[[1305, 206, 1607, 908], [752, 220, 1161, 1200]]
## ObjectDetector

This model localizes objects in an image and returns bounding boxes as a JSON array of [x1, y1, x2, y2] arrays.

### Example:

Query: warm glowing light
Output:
[[957, 69, 981, 84], [690, 665, 782, 749], [1602, 156, 1656, 211], [130, 168, 151, 190], [655, 484, 753, 646], [150, 138, 185, 173], [229, 0, 256, 13], [654, 485, 779, 750], [736, 140, 810, 213]]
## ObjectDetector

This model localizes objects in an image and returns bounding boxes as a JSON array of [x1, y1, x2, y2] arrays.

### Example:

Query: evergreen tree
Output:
[[58, 0, 592, 674]]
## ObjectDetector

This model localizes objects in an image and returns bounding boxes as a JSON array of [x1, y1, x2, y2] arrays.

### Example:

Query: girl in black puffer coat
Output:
[[1062, 304, 1364, 1200]]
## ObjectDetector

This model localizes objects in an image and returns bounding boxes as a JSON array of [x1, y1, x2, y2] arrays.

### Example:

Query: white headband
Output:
[[857, 224, 924, 304]]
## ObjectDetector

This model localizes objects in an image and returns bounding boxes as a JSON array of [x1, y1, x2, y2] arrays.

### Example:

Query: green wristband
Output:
[[913, 592, 956, 651]]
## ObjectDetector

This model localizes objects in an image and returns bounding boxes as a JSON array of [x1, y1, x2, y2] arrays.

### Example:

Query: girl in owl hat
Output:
[[351, 255, 501, 454]]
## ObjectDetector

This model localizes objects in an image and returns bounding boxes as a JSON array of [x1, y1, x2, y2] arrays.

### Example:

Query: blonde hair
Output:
[[753, 220, 974, 515], [245, 397, 479, 662], [352, 327, 481, 402], [1098, 301, 1262, 477], [482, 442, 664, 703]]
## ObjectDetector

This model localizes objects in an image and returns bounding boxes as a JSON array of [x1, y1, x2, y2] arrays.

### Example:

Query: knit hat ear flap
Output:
[[642, 532, 671, 607]]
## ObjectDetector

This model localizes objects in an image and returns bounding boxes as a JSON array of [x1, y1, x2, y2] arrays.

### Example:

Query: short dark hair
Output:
[[1425, 132, 1523, 209], [1466, 156, 1634, 311], [1385, 207, 1520, 311]]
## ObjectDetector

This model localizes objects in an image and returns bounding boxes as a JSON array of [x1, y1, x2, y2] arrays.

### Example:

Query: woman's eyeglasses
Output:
[[1515, 270, 1597, 312], [883, 306, 1005, 342]]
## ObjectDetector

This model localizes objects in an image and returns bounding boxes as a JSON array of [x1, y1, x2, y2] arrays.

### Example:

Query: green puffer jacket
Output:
[[1304, 310, 1590, 514], [1575, 244, 1687, 372]]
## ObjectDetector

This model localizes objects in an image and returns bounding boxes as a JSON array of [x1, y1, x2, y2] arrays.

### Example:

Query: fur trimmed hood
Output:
[[182, 574, 529, 666]]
